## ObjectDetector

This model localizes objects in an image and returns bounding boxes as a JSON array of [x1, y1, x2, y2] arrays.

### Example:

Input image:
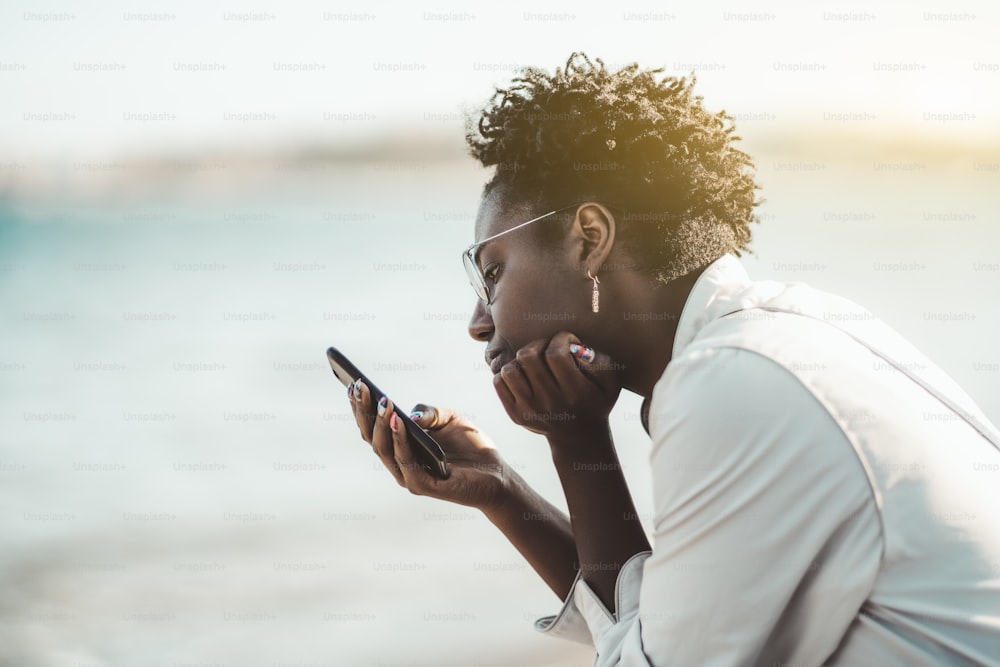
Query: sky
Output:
[[1, 0, 998, 166]]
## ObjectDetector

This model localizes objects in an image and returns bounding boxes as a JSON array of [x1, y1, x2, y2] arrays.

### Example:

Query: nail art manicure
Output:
[[389, 412, 399, 431], [354, 379, 364, 397], [570, 343, 595, 363], [377, 396, 388, 417], [409, 410, 424, 421], [348, 383, 355, 398]]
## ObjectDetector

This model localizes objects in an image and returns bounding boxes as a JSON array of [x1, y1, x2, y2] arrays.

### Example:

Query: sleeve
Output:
[[536, 347, 883, 666]]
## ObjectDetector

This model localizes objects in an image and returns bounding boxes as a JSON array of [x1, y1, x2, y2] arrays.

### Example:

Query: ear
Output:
[[572, 202, 616, 277]]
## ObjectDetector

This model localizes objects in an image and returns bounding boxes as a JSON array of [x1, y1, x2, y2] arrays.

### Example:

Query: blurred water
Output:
[[1, 153, 998, 666]]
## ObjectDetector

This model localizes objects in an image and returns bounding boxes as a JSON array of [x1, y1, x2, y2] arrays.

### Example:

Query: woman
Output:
[[347, 54, 1000, 665]]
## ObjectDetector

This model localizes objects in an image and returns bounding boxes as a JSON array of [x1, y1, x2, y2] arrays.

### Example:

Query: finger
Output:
[[493, 373, 525, 425], [371, 397, 405, 486], [555, 332, 621, 387], [393, 415, 436, 493], [498, 359, 533, 403], [580, 349, 623, 394], [545, 331, 585, 390], [492, 373, 517, 415], [569, 344, 596, 364], [494, 366, 544, 429], [351, 379, 375, 443], [515, 341, 559, 395], [409, 403, 448, 430]]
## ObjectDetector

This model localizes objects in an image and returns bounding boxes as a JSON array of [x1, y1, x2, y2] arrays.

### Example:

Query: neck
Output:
[[603, 265, 707, 398]]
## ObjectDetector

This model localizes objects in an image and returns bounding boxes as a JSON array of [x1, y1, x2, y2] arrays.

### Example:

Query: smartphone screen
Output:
[[326, 346, 450, 479]]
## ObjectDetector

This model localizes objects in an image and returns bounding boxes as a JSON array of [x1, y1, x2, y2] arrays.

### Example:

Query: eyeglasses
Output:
[[461, 203, 582, 305]]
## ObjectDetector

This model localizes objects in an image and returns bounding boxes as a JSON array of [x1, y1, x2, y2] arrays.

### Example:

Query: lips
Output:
[[485, 349, 504, 375]]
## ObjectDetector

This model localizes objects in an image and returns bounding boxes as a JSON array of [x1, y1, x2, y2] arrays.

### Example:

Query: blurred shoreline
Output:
[[2, 123, 998, 209]]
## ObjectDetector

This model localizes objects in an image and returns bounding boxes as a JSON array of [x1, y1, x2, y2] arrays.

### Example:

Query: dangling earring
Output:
[[587, 269, 600, 313]]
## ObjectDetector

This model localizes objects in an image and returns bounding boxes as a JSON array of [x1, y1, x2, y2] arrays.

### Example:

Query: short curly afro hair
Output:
[[466, 53, 760, 285]]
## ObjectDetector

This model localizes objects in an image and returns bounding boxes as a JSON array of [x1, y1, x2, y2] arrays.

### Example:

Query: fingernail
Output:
[[570, 344, 595, 363], [409, 410, 424, 422], [389, 412, 399, 432], [377, 396, 388, 417], [354, 379, 364, 397], [347, 383, 354, 398]]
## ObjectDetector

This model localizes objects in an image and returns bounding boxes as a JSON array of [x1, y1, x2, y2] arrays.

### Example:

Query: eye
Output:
[[483, 263, 502, 287]]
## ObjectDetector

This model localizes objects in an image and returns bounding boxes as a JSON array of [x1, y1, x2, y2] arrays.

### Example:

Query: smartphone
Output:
[[326, 346, 450, 479]]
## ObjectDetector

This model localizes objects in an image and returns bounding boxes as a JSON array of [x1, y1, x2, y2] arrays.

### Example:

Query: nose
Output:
[[467, 299, 494, 342]]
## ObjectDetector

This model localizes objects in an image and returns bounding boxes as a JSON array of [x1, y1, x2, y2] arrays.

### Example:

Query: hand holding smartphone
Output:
[[327, 347, 450, 479]]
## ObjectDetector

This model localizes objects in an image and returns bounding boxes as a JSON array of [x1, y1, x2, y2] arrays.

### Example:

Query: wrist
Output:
[[479, 465, 530, 523], [547, 420, 614, 459]]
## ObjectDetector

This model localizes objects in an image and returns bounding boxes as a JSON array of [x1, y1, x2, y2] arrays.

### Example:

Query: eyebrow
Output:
[[476, 244, 497, 268], [475, 232, 508, 267]]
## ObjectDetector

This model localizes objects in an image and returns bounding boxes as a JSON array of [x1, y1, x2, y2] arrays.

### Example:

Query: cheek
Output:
[[492, 265, 579, 345]]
